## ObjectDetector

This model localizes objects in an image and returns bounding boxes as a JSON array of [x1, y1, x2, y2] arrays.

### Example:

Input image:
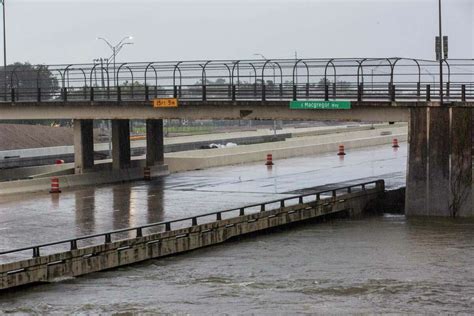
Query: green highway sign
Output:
[[290, 100, 351, 110]]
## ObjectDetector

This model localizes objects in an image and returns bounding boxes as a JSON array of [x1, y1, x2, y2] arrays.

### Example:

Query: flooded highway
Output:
[[4, 143, 472, 313]]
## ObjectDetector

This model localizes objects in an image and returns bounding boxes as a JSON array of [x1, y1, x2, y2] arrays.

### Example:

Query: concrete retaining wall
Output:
[[0, 183, 384, 290]]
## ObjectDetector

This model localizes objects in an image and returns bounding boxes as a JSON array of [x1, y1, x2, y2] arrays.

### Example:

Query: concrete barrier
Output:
[[165, 132, 407, 173], [0, 164, 169, 196], [0, 180, 384, 290]]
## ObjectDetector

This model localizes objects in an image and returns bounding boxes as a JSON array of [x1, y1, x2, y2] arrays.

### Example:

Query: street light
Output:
[[438, 0, 444, 105], [1, 0, 6, 101], [96, 36, 133, 86], [254, 53, 278, 137]]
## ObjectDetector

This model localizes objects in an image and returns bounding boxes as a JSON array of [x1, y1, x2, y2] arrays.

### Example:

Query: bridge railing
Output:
[[0, 180, 384, 263], [0, 58, 472, 103]]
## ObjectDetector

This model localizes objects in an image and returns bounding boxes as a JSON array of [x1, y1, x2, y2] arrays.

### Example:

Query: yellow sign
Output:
[[153, 98, 178, 108]]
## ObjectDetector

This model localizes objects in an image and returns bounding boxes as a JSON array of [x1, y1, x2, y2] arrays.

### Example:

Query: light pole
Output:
[[96, 36, 133, 159], [1, 0, 6, 101], [96, 36, 133, 86], [254, 53, 277, 137], [438, 0, 444, 105]]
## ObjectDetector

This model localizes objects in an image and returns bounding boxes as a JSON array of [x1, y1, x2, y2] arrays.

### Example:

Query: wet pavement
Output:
[[0, 143, 406, 262]]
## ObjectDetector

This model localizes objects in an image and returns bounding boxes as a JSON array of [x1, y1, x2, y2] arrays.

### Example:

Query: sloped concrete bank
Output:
[[0, 181, 385, 290]]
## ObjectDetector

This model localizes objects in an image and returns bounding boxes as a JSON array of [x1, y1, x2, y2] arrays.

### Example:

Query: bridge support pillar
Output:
[[406, 106, 472, 217], [146, 119, 164, 166], [112, 119, 131, 170], [73, 119, 94, 174]]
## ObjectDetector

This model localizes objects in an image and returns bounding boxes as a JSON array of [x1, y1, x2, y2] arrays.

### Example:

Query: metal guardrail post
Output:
[[260, 204, 265, 212], [32, 247, 40, 258], [105, 234, 111, 244], [324, 84, 329, 101], [426, 85, 431, 101], [305, 83, 310, 97], [136, 228, 143, 238], [70, 240, 77, 250], [446, 82, 450, 97], [239, 208, 245, 216], [390, 84, 396, 101], [293, 85, 297, 101], [165, 222, 171, 231], [216, 212, 222, 220], [280, 200, 285, 208], [62, 88, 67, 102], [461, 84, 466, 101], [231, 85, 236, 101], [192, 217, 197, 226]]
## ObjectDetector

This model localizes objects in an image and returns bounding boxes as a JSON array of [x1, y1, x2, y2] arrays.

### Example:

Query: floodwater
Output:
[[2, 143, 472, 313]]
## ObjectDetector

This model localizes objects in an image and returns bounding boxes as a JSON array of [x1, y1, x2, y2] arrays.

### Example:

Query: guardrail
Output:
[[0, 180, 384, 260], [1, 57, 473, 103]]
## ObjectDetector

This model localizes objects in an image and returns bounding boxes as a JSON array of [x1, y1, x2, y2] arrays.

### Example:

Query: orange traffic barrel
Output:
[[50, 177, 61, 193], [265, 154, 274, 166], [337, 145, 346, 156], [144, 167, 151, 181], [392, 138, 400, 148]]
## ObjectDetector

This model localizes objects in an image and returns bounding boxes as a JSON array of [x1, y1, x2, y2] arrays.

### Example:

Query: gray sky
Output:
[[7, 0, 474, 65]]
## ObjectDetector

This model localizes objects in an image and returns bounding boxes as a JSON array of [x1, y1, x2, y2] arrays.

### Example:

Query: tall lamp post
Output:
[[438, 0, 444, 105], [1, 0, 6, 101], [254, 53, 277, 137], [96, 36, 133, 86]]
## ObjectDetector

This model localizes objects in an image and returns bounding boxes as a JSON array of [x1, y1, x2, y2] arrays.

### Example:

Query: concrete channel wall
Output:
[[0, 182, 384, 290]]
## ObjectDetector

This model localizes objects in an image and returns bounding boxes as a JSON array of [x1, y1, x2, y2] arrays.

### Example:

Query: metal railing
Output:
[[1, 57, 473, 103], [0, 180, 383, 260]]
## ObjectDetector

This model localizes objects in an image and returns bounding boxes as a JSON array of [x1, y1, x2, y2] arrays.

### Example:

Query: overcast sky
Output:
[[6, 0, 474, 65]]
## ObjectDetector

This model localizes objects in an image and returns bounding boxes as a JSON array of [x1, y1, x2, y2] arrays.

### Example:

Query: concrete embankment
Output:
[[0, 180, 385, 290]]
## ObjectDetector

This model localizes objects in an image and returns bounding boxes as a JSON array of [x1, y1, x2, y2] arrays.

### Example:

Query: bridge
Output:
[[1, 57, 474, 219]]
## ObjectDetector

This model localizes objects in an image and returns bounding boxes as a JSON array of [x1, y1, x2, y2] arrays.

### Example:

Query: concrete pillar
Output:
[[73, 119, 94, 174], [146, 119, 164, 166], [405, 107, 428, 216], [427, 107, 450, 216], [450, 108, 473, 217], [112, 119, 131, 170]]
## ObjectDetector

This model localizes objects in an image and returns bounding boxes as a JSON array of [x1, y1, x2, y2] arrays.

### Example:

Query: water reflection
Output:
[[74, 189, 96, 236]]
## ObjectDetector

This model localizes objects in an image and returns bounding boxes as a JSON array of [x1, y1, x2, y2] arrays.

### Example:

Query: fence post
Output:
[[90, 87, 94, 101], [145, 85, 149, 101], [292, 85, 297, 101], [117, 86, 121, 102], [202, 85, 206, 101], [232, 85, 236, 101], [426, 85, 431, 101], [461, 84, 466, 101], [357, 84, 363, 102], [62, 87, 67, 102], [324, 84, 329, 101], [37, 88, 41, 102], [262, 84, 266, 101]]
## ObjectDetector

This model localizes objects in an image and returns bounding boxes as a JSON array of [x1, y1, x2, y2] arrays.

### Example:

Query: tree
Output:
[[0, 62, 59, 100]]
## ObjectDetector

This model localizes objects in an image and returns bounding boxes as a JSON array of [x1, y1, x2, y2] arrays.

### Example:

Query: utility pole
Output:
[[1, 0, 6, 101], [438, 0, 444, 105]]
